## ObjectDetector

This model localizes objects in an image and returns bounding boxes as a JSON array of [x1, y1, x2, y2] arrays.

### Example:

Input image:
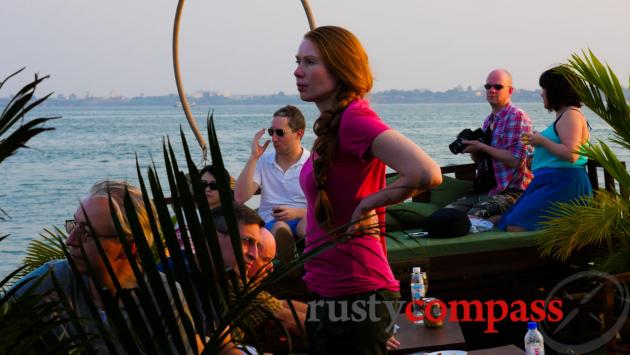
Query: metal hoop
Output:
[[172, 1, 317, 162]]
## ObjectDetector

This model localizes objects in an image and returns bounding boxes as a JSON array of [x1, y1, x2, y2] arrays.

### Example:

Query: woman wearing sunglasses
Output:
[[199, 165, 231, 210], [499, 67, 592, 231], [294, 26, 442, 354], [173, 165, 232, 252]]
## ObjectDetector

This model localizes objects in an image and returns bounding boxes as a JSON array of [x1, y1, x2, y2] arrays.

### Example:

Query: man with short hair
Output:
[[212, 205, 304, 336], [451, 69, 533, 219], [212, 204, 266, 275], [234, 105, 309, 246]]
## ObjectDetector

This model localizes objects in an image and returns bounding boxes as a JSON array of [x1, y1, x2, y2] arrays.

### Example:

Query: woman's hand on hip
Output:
[[347, 204, 380, 236]]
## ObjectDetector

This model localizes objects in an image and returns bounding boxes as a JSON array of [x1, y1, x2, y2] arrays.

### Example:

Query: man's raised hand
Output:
[[251, 128, 271, 159]]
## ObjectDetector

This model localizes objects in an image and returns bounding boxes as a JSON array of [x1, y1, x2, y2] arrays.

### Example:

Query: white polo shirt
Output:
[[253, 147, 309, 223]]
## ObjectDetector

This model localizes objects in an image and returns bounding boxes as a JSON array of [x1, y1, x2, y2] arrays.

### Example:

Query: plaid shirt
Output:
[[482, 103, 533, 195], [228, 278, 285, 342]]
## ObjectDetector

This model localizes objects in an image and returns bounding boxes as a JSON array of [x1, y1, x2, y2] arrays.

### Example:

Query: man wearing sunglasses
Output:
[[235, 105, 309, 253], [451, 69, 533, 220]]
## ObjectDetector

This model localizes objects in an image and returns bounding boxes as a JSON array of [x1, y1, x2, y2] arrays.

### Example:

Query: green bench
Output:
[[383, 160, 617, 298]]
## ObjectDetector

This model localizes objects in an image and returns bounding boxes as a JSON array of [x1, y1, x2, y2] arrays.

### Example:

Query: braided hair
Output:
[[304, 26, 373, 231]]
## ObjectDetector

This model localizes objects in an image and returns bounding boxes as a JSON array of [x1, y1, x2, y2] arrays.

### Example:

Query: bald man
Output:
[[449, 69, 533, 220]]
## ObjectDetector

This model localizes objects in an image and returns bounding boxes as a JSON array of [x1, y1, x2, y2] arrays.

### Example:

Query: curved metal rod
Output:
[[171, 0, 317, 162], [173, 0, 208, 161], [301, 0, 317, 30]]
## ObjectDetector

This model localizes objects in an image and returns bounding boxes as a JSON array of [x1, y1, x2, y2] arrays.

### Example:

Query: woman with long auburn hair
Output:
[[294, 26, 442, 354]]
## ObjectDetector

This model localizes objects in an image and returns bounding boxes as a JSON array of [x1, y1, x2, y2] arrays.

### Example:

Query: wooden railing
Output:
[[389, 159, 625, 204]]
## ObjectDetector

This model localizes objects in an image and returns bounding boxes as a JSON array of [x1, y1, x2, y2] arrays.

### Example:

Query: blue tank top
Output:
[[532, 109, 589, 171]]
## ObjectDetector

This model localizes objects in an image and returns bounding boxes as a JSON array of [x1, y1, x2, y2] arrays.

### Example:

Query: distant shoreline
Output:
[[0, 88, 545, 107], [2, 87, 628, 107]]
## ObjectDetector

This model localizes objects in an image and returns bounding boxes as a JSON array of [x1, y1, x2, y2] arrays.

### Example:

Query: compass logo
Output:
[[542, 270, 630, 354]]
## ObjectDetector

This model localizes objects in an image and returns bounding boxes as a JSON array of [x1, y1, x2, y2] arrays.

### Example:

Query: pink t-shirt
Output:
[[300, 99, 400, 297]]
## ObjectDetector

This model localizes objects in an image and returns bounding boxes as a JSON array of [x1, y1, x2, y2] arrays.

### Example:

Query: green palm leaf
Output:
[[538, 191, 630, 262], [1, 245, 94, 353], [16, 228, 66, 281], [0, 68, 58, 165], [582, 142, 630, 197], [559, 50, 630, 149]]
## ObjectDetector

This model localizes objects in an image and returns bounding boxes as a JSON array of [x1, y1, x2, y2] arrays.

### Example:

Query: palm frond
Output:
[[582, 141, 630, 197], [1, 228, 66, 289], [1, 245, 94, 353], [0, 69, 58, 164], [538, 191, 630, 263], [596, 242, 630, 274], [19, 228, 66, 277], [560, 50, 630, 150]]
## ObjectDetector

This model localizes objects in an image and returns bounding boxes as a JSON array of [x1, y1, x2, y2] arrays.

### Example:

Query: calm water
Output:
[[1, 103, 626, 277]]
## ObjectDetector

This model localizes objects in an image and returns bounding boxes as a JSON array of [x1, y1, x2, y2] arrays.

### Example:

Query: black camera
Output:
[[449, 128, 485, 154]]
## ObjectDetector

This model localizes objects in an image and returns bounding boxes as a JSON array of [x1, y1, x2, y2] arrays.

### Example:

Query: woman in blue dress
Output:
[[499, 67, 592, 231]]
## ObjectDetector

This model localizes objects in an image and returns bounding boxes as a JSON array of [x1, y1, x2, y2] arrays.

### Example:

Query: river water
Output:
[[1, 102, 626, 277]]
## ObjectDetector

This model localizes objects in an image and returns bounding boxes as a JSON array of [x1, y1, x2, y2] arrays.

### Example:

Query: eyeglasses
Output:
[[267, 128, 289, 137], [484, 84, 508, 91], [240, 235, 262, 251], [201, 181, 218, 191], [65, 219, 119, 241]]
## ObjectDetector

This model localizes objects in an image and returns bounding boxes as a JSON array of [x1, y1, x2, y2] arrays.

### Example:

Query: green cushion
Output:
[[429, 175, 473, 208], [385, 211, 404, 232], [386, 174, 400, 186], [386, 202, 440, 231], [386, 229, 541, 262]]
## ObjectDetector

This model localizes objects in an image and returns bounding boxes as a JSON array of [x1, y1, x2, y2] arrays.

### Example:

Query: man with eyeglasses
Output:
[[449, 69, 533, 220], [234, 105, 309, 260], [10, 180, 204, 353], [211, 205, 304, 339]]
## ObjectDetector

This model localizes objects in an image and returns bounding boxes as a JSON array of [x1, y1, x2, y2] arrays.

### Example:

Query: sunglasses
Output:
[[201, 180, 218, 191], [484, 84, 508, 91], [267, 128, 289, 137]]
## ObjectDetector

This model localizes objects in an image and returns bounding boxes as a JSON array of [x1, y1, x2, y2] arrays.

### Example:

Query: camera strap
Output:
[[473, 126, 497, 194]]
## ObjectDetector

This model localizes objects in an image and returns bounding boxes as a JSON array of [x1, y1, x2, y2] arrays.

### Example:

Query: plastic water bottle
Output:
[[410, 266, 425, 324], [524, 321, 545, 355]]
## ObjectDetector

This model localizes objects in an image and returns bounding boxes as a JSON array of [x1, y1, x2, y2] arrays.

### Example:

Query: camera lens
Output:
[[449, 139, 464, 154]]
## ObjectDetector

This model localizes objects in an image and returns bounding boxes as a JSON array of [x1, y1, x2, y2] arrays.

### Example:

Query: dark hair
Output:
[[305, 26, 373, 231], [273, 105, 306, 132], [211, 204, 264, 235], [199, 165, 229, 180], [539, 67, 582, 111], [198, 165, 234, 191]]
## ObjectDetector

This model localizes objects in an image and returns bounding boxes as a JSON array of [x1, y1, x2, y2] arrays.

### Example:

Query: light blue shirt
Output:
[[532, 120, 588, 171]]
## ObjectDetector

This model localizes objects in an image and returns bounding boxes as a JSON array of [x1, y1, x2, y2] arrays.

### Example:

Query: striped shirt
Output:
[[482, 103, 533, 195]]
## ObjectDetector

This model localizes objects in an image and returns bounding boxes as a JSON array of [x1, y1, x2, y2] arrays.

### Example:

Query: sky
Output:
[[1, 0, 629, 97]]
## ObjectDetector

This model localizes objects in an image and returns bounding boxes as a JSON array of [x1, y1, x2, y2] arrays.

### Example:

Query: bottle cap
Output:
[[412, 267, 422, 274], [527, 321, 537, 330]]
